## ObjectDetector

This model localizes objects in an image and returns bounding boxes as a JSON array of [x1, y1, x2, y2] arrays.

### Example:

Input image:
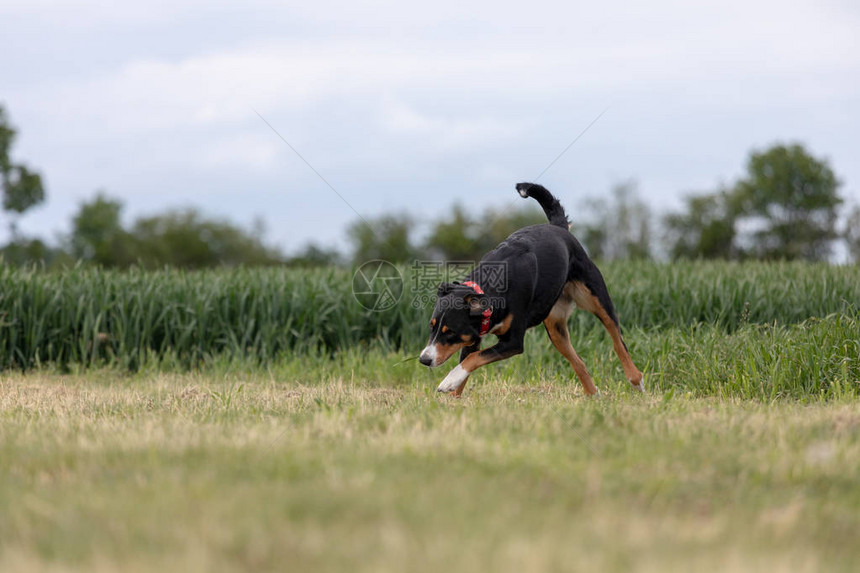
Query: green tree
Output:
[[425, 203, 545, 262], [664, 189, 736, 260], [845, 206, 860, 264], [425, 204, 481, 261], [479, 205, 547, 253], [579, 182, 652, 260], [733, 143, 842, 260], [69, 193, 138, 267], [69, 194, 284, 269], [285, 243, 342, 267], [348, 214, 417, 264], [131, 209, 283, 269], [0, 105, 46, 239], [0, 238, 73, 268]]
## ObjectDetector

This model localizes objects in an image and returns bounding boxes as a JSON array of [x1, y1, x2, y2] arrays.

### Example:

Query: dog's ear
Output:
[[465, 293, 488, 316], [437, 282, 456, 297]]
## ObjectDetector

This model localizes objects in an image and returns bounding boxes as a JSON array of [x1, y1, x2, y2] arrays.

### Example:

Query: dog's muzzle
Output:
[[418, 345, 437, 367]]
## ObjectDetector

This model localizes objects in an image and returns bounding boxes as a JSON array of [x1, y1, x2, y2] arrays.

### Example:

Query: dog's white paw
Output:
[[437, 364, 469, 393], [631, 374, 645, 392]]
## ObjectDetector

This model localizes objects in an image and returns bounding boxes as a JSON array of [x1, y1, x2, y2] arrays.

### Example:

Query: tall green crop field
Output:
[[1, 261, 858, 399]]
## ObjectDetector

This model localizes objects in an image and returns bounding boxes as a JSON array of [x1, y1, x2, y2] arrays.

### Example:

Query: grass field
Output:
[[2, 261, 859, 571], [1, 370, 858, 572]]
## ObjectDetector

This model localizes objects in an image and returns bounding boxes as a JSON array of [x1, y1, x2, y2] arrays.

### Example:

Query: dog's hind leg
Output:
[[543, 311, 599, 396], [569, 281, 644, 391]]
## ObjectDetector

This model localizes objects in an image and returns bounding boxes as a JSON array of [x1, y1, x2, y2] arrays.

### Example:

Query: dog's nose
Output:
[[418, 346, 437, 367]]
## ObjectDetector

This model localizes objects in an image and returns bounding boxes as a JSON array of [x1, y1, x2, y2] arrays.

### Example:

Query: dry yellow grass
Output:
[[1, 371, 859, 572]]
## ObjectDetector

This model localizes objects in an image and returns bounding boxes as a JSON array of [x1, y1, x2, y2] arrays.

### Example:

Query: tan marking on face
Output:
[[460, 333, 473, 343], [433, 341, 468, 366], [441, 325, 448, 333], [430, 318, 437, 327], [467, 295, 483, 314]]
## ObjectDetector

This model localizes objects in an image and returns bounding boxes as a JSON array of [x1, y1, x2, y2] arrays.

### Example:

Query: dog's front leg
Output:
[[437, 335, 523, 396], [439, 342, 481, 397]]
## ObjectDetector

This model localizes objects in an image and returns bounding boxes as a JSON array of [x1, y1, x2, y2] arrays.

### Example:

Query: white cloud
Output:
[[3, 0, 859, 248], [0, 0, 223, 27], [381, 99, 530, 151], [11, 0, 855, 143], [196, 131, 280, 171]]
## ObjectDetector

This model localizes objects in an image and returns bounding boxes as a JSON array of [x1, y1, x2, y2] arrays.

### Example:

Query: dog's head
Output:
[[418, 282, 487, 367]]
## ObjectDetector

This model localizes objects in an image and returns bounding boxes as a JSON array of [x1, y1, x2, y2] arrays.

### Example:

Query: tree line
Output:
[[1, 105, 336, 269], [2, 104, 858, 268], [349, 143, 857, 264]]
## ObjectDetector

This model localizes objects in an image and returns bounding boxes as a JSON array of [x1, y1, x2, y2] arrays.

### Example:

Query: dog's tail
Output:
[[515, 182, 570, 229]]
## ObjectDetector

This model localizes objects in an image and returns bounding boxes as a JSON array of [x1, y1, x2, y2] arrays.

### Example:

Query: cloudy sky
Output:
[[2, 0, 858, 254]]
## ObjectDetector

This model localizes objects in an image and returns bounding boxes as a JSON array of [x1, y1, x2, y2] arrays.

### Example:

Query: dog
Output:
[[418, 182, 644, 397]]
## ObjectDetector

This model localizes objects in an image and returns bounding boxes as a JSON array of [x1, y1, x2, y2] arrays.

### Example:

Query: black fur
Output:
[[428, 183, 618, 342], [515, 182, 570, 229], [420, 183, 642, 396]]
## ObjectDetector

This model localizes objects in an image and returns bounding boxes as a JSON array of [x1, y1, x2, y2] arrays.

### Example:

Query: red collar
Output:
[[461, 280, 492, 336]]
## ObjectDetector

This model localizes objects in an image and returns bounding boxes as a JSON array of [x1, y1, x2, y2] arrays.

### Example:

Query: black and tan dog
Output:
[[418, 182, 644, 397]]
